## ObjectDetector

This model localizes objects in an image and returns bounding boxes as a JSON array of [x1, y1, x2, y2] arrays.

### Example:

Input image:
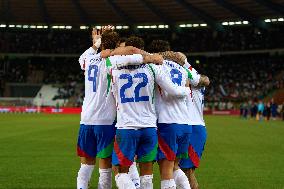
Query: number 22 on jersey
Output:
[[119, 73, 149, 103]]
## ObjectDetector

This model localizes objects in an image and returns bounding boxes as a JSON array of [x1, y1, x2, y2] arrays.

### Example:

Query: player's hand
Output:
[[144, 54, 164, 65], [102, 25, 114, 33], [92, 28, 102, 48], [92, 28, 101, 41], [199, 75, 210, 86]]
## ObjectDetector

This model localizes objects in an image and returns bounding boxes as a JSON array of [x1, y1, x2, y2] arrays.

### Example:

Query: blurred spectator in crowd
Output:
[[257, 100, 265, 121], [240, 102, 244, 118], [271, 99, 278, 120], [250, 101, 258, 119], [242, 102, 249, 119], [265, 102, 271, 121], [227, 101, 234, 110]]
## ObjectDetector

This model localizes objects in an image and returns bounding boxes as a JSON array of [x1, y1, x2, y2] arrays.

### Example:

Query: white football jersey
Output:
[[183, 61, 200, 87], [183, 61, 206, 125], [111, 64, 190, 129], [188, 86, 206, 126], [156, 60, 191, 124], [80, 53, 144, 125], [78, 47, 97, 70]]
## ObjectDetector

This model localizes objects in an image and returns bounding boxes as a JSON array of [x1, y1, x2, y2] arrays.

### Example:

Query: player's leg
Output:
[[159, 159, 176, 189], [183, 168, 198, 189], [77, 124, 96, 189], [137, 127, 158, 189], [113, 163, 140, 188], [112, 129, 138, 189], [139, 162, 154, 189], [129, 161, 141, 188], [173, 160, 191, 189], [173, 125, 192, 189], [96, 125, 116, 189], [157, 124, 179, 189], [180, 125, 207, 189]]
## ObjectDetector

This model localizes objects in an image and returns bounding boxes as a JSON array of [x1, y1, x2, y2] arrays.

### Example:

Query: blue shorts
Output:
[[77, 124, 116, 158], [112, 127, 158, 166], [179, 125, 207, 169], [157, 123, 192, 161]]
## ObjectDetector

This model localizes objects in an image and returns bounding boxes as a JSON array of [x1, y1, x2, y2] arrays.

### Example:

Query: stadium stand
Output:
[[33, 85, 65, 106], [1, 26, 283, 53], [1, 53, 283, 108]]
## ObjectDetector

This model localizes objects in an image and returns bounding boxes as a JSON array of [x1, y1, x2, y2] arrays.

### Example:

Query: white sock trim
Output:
[[173, 169, 191, 189], [161, 179, 176, 189], [140, 175, 153, 189], [99, 168, 112, 173], [173, 169, 184, 181], [115, 173, 136, 189], [129, 163, 140, 188], [98, 168, 112, 189], [77, 164, 94, 189]]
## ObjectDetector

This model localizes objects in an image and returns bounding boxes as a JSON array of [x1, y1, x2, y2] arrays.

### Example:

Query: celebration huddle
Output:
[[76, 26, 210, 189]]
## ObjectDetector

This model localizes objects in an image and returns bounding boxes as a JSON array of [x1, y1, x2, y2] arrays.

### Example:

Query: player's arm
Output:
[[108, 54, 163, 69], [110, 49, 187, 65], [79, 28, 102, 70], [158, 51, 186, 66], [92, 25, 114, 51], [152, 65, 189, 97], [100, 46, 149, 58], [198, 75, 210, 87], [78, 54, 86, 71], [78, 48, 96, 71], [184, 61, 210, 87]]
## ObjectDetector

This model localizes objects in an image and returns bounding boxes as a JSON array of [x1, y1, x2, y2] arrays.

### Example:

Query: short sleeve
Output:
[[78, 47, 97, 70], [183, 60, 200, 87]]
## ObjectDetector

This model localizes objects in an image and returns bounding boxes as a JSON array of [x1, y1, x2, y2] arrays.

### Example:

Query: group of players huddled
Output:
[[76, 26, 210, 189]]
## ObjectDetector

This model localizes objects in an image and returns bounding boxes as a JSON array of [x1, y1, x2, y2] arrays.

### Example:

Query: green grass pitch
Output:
[[0, 114, 283, 189]]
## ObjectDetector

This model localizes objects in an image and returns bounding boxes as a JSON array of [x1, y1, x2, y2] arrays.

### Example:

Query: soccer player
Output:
[[179, 85, 207, 189], [179, 60, 210, 189], [124, 35, 146, 188], [148, 40, 192, 189], [110, 57, 191, 189], [76, 30, 162, 189], [156, 59, 193, 189]]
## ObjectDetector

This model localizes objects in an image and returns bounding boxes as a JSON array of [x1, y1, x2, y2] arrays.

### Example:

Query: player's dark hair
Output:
[[125, 36, 145, 49], [148, 40, 171, 53], [101, 30, 120, 49], [119, 37, 127, 44]]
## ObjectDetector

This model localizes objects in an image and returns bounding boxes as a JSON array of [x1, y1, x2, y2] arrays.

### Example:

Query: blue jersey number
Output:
[[170, 69, 182, 86], [134, 73, 150, 102], [120, 73, 149, 103], [120, 74, 134, 103], [88, 65, 99, 92]]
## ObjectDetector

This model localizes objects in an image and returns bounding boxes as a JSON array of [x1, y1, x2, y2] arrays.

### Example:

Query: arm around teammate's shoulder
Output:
[[151, 64, 190, 97]]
